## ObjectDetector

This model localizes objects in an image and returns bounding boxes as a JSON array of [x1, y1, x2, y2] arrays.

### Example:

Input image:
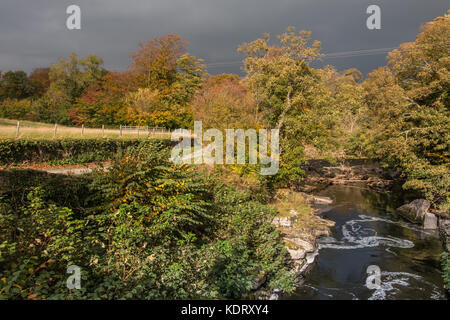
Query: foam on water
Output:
[[368, 271, 444, 300], [318, 214, 414, 250], [356, 214, 436, 235], [300, 272, 443, 300]]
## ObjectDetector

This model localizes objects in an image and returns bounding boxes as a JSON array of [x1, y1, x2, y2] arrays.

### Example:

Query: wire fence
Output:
[[120, 125, 171, 135], [5, 121, 172, 139]]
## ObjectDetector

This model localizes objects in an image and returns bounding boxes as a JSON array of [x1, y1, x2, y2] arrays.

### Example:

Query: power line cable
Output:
[[205, 47, 397, 68]]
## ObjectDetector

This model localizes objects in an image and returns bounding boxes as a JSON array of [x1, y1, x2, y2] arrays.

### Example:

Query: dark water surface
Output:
[[287, 185, 445, 300]]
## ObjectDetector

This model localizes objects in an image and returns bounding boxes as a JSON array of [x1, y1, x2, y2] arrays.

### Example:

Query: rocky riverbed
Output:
[[285, 184, 446, 300], [295, 159, 396, 193], [256, 159, 449, 299]]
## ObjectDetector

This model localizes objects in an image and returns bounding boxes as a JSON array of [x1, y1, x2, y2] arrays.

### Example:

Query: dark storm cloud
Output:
[[0, 0, 448, 75]]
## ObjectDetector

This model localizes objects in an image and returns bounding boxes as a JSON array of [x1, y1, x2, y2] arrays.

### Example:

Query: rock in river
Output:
[[423, 212, 438, 230], [397, 199, 431, 223]]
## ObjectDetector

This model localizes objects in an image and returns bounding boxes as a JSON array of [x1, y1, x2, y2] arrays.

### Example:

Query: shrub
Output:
[[0, 138, 172, 165], [0, 143, 295, 299], [0, 99, 36, 120]]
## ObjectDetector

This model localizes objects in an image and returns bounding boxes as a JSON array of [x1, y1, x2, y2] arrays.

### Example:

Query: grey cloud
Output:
[[0, 0, 448, 75]]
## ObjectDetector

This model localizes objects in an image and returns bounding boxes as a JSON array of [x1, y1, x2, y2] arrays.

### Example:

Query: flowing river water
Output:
[[286, 184, 446, 300]]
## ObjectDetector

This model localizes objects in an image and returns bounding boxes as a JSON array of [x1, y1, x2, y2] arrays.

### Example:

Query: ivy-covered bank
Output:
[[0, 142, 296, 299]]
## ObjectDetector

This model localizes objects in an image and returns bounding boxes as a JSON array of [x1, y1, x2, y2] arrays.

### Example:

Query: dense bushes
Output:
[[0, 138, 172, 165], [0, 142, 295, 299], [0, 99, 36, 120]]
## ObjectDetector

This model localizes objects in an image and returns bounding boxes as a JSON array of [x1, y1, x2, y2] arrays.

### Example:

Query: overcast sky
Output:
[[0, 0, 448, 76]]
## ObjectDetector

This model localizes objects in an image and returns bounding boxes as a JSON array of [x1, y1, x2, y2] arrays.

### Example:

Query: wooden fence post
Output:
[[102, 125, 105, 138], [120, 125, 122, 137], [15, 121, 20, 139], [54, 123, 57, 138], [81, 124, 84, 136]]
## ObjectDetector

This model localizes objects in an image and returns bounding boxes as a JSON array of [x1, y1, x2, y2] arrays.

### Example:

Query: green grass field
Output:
[[0, 118, 171, 140]]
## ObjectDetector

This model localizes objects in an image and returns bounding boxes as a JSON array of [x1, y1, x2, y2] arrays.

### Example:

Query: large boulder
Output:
[[397, 199, 431, 223], [423, 212, 438, 230]]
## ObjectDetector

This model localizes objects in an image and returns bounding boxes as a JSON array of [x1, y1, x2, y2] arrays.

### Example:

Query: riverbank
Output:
[[271, 190, 335, 272], [253, 190, 335, 299]]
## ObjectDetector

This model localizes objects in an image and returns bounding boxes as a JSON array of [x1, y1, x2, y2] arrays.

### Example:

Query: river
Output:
[[286, 184, 446, 300]]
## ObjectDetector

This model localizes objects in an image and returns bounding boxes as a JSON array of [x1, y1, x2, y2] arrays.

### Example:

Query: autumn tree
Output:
[[239, 27, 337, 183], [47, 53, 106, 102], [0, 70, 38, 100], [43, 53, 107, 124], [388, 13, 449, 110], [0, 98, 36, 120], [28, 68, 50, 97], [238, 27, 322, 128], [131, 34, 187, 88], [128, 35, 206, 128], [125, 87, 161, 125], [101, 71, 141, 102], [361, 12, 450, 208], [69, 70, 141, 126], [191, 74, 259, 130], [318, 66, 366, 157]]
